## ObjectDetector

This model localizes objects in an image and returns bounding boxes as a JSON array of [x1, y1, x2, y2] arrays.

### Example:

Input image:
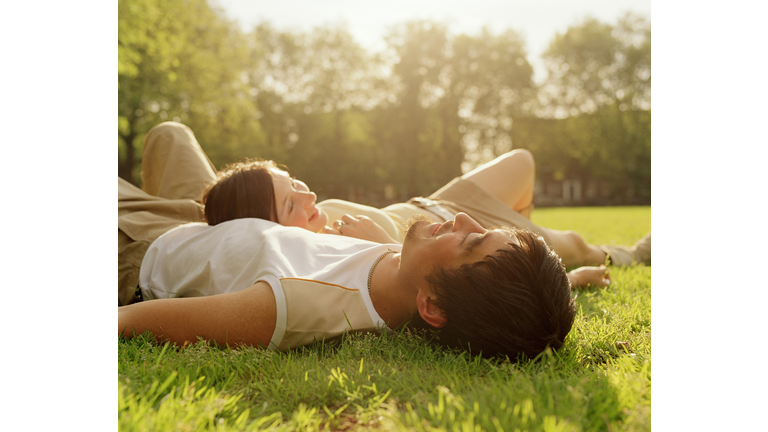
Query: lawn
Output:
[[118, 206, 651, 431]]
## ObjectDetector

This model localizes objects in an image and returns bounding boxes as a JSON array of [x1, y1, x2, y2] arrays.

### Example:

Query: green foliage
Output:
[[248, 23, 386, 199], [541, 13, 651, 116], [514, 107, 651, 203], [374, 22, 538, 198], [118, 0, 265, 184], [500, 12, 653, 204], [118, 1, 650, 207], [118, 206, 651, 431]]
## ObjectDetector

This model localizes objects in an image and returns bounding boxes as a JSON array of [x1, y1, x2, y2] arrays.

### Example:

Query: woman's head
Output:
[[268, 167, 328, 232], [202, 159, 328, 232], [202, 160, 278, 226]]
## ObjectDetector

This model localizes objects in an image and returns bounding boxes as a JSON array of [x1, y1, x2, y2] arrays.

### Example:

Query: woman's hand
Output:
[[567, 265, 611, 289], [323, 214, 400, 244]]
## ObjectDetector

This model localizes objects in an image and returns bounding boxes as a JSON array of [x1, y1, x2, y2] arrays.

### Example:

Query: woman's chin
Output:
[[311, 211, 329, 233]]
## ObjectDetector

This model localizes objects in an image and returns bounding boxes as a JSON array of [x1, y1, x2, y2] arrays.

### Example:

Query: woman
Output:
[[201, 159, 330, 234]]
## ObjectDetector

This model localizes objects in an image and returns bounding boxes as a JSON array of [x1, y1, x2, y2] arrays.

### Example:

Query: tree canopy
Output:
[[119, 2, 650, 206]]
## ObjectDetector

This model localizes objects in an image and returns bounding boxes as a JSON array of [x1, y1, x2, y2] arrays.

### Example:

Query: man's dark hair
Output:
[[202, 159, 280, 226], [411, 228, 575, 360]]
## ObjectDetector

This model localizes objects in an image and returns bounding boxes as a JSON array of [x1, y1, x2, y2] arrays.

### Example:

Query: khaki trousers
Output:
[[426, 177, 553, 246], [118, 122, 216, 305]]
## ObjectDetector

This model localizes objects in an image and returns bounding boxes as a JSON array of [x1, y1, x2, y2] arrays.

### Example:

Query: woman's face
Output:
[[270, 168, 328, 233]]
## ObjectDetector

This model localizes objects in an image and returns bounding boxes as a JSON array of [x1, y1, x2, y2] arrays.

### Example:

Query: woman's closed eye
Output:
[[288, 180, 297, 212]]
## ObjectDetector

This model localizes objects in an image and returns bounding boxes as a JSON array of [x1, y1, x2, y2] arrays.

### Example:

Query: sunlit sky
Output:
[[214, 0, 650, 83]]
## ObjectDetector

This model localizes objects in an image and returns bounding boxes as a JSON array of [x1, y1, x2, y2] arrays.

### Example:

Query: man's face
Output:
[[398, 212, 519, 284]]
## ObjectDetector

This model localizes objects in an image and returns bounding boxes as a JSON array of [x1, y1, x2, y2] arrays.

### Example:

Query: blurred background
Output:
[[118, 0, 650, 207]]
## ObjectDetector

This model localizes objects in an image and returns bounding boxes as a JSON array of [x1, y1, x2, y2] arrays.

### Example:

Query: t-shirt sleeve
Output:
[[276, 278, 380, 351]]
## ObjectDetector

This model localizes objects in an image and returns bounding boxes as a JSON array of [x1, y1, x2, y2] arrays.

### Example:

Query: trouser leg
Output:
[[542, 228, 651, 267], [539, 227, 608, 268], [599, 232, 651, 266], [427, 176, 552, 246], [141, 122, 217, 201], [118, 177, 206, 305], [119, 121, 214, 305], [419, 150, 651, 268], [459, 149, 536, 219]]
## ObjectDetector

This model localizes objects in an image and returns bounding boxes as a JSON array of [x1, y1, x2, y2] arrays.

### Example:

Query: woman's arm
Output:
[[118, 281, 276, 348], [323, 214, 400, 244]]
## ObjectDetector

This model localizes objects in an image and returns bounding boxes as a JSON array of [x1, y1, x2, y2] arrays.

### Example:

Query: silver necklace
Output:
[[367, 249, 396, 294]]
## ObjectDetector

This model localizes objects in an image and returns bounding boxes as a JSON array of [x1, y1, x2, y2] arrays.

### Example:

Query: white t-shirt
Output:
[[139, 218, 401, 350]]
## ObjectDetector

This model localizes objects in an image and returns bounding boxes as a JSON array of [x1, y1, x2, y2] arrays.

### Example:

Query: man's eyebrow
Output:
[[465, 231, 491, 253]]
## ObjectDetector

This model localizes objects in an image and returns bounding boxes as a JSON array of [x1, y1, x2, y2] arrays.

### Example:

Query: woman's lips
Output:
[[430, 222, 443, 237], [308, 206, 318, 221]]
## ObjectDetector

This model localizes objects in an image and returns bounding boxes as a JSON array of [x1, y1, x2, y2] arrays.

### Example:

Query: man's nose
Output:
[[453, 212, 482, 233]]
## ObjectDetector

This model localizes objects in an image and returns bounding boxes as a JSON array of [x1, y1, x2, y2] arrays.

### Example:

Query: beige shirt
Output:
[[318, 199, 447, 244]]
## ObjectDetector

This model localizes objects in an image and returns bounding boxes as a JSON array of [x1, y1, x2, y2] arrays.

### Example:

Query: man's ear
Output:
[[416, 290, 447, 328]]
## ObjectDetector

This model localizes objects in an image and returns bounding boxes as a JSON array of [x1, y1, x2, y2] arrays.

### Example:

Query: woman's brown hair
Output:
[[201, 159, 281, 226]]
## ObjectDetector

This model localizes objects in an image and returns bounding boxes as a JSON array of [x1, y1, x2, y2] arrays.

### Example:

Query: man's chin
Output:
[[404, 213, 434, 241], [405, 213, 434, 230]]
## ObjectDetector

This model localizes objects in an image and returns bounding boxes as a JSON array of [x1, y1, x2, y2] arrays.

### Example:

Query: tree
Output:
[[247, 24, 384, 200], [449, 28, 536, 171], [540, 12, 650, 117], [118, 0, 263, 185], [378, 21, 455, 198], [118, 7, 650, 206], [532, 13, 651, 203]]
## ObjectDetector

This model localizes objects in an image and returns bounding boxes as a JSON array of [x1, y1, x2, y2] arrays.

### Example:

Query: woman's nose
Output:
[[299, 190, 317, 205], [294, 180, 310, 192]]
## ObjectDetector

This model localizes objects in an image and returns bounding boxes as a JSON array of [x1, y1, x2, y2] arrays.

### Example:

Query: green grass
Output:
[[532, 206, 651, 248], [119, 206, 651, 431]]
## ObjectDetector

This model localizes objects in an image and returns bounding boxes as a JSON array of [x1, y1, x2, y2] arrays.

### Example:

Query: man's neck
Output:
[[368, 253, 415, 329]]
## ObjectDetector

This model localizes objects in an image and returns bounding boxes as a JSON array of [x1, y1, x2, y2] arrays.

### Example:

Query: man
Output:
[[118, 122, 647, 305], [119, 212, 575, 360]]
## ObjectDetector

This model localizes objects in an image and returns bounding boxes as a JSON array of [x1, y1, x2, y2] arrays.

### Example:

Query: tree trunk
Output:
[[119, 123, 137, 185]]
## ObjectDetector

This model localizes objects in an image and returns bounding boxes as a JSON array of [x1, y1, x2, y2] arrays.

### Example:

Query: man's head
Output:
[[401, 213, 575, 360]]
